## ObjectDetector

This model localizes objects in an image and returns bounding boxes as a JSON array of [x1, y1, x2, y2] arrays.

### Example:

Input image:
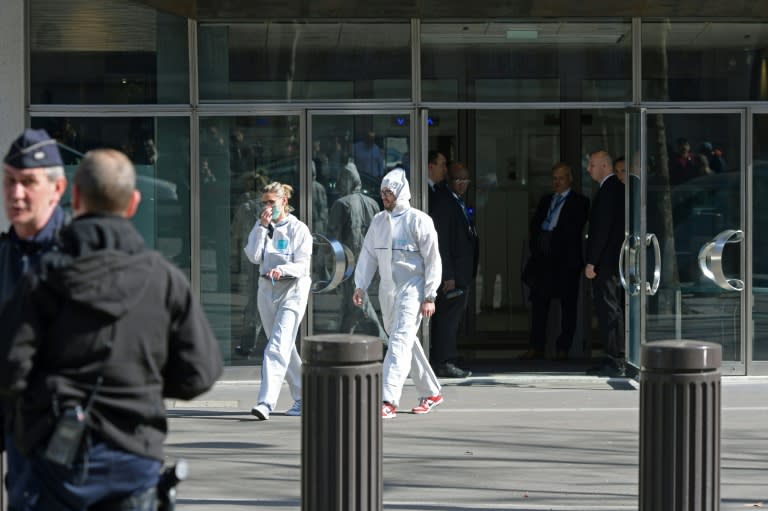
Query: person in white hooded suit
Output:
[[353, 168, 444, 419]]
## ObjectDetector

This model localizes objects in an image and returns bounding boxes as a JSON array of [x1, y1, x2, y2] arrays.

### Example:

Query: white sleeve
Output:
[[354, 221, 378, 291], [418, 214, 442, 299], [276, 222, 313, 278], [244, 223, 269, 265]]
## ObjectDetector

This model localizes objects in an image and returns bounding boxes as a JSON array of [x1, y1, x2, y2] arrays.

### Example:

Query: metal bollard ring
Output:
[[311, 234, 355, 293]]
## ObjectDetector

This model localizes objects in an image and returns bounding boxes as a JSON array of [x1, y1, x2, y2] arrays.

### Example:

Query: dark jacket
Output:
[[586, 174, 625, 276], [0, 214, 222, 461], [523, 190, 589, 298], [430, 187, 479, 289], [0, 206, 66, 307], [529, 190, 590, 271], [428, 180, 446, 216]]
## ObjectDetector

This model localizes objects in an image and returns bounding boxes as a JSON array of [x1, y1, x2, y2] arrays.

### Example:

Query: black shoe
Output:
[[235, 345, 259, 358], [436, 362, 472, 378], [586, 360, 625, 377], [517, 349, 545, 360]]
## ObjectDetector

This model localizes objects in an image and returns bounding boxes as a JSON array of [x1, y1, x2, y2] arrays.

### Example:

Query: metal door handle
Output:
[[646, 233, 661, 295], [619, 235, 642, 295], [619, 235, 630, 291], [697, 229, 744, 292]]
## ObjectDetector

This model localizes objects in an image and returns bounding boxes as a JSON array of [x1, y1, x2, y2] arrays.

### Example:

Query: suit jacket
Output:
[[428, 180, 446, 216], [430, 187, 479, 289], [523, 190, 589, 297], [529, 190, 590, 271], [586, 174, 625, 276]]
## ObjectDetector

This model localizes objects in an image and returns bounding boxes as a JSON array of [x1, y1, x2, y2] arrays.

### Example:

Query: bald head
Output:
[[587, 150, 614, 184], [73, 149, 141, 217]]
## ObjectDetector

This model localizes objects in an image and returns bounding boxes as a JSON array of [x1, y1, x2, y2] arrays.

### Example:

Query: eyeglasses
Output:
[[452, 178, 471, 185], [261, 199, 277, 207]]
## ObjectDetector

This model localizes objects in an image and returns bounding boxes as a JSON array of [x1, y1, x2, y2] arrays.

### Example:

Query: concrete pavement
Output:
[[164, 373, 768, 510]]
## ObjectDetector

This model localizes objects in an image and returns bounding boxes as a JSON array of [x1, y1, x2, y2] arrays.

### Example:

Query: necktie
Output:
[[455, 195, 476, 237], [542, 194, 565, 231]]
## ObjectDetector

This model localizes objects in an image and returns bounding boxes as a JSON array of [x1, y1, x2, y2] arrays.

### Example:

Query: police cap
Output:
[[3, 129, 64, 169]]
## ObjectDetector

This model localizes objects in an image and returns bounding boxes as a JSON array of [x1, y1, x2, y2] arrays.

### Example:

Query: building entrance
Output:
[[426, 108, 625, 364]]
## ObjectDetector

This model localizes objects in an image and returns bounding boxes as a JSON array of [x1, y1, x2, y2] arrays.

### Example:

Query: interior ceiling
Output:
[[133, 0, 768, 20]]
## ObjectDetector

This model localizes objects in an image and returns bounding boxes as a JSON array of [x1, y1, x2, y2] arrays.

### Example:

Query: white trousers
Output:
[[380, 287, 441, 407], [257, 276, 311, 411]]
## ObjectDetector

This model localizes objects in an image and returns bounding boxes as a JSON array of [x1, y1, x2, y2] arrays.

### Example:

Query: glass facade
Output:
[[642, 21, 768, 102], [421, 22, 632, 102], [30, 0, 189, 104], [30, 116, 191, 274], [21, 1, 768, 373], [753, 114, 768, 360], [198, 22, 412, 102]]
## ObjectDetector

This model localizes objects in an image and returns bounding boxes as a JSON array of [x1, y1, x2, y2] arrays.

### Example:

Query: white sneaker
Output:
[[285, 400, 301, 416], [251, 403, 270, 421]]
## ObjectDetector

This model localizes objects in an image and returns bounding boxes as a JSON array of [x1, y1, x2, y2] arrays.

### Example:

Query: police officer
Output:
[[0, 128, 68, 497], [0, 148, 223, 510], [1, 128, 68, 306]]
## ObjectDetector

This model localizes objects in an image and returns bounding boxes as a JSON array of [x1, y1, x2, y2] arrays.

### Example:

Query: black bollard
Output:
[[301, 334, 383, 511], [639, 340, 722, 511]]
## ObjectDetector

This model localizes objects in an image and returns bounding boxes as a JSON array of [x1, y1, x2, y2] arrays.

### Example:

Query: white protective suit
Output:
[[354, 169, 442, 406], [244, 213, 313, 411]]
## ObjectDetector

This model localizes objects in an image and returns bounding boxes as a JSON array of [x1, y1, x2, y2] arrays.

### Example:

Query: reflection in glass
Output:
[[30, 0, 189, 104], [311, 114, 410, 336], [643, 21, 768, 102], [199, 22, 411, 101], [645, 113, 742, 360], [422, 21, 631, 102], [30, 116, 191, 274], [752, 115, 768, 360], [199, 116, 300, 365]]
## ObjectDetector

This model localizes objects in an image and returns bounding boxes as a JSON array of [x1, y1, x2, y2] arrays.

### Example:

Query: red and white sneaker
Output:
[[381, 402, 397, 419], [411, 394, 444, 415]]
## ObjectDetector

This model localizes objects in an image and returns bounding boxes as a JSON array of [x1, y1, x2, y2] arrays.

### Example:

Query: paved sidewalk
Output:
[[164, 374, 768, 510]]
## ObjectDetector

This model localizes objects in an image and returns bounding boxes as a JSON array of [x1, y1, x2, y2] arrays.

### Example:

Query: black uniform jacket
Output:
[[0, 214, 223, 460]]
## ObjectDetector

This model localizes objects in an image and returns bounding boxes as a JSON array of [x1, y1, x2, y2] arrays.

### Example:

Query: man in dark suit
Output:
[[427, 150, 447, 214], [521, 162, 589, 360], [429, 161, 478, 378], [585, 150, 626, 375]]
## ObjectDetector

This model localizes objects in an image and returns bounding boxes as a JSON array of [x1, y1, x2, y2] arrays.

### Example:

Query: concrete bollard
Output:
[[639, 340, 722, 511], [301, 334, 383, 511]]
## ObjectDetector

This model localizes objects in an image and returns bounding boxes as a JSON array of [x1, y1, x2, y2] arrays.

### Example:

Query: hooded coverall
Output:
[[244, 213, 312, 411], [354, 169, 442, 406]]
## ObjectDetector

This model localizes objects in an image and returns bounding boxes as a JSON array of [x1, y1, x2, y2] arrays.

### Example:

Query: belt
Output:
[[260, 275, 297, 281]]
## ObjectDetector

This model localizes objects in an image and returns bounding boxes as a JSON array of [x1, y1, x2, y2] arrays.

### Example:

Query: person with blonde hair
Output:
[[244, 182, 313, 420]]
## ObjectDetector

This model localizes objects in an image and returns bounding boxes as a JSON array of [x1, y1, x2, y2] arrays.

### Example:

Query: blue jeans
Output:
[[9, 439, 161, 511]]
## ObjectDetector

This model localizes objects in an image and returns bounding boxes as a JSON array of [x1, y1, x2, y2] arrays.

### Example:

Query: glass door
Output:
[[308, 110, 415, 337], [625, 109, 745, 374], [623, 109, 647, 370]]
